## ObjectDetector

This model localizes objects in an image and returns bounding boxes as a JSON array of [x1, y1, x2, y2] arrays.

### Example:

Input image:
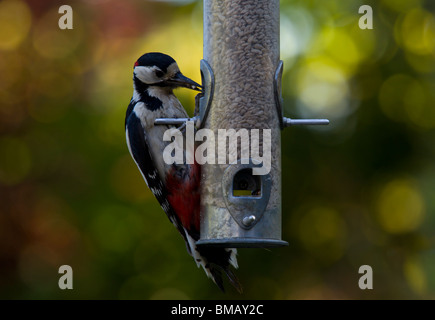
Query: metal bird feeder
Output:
[[156, 0, 328, 248], [196, 0, 328, 248]]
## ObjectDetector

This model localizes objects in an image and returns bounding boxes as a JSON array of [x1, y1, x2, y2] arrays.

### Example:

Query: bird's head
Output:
[[133, 52, 202, 92]]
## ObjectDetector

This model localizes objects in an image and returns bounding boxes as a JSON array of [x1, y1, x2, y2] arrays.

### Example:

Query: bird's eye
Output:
[[155, 70, 164, 78]]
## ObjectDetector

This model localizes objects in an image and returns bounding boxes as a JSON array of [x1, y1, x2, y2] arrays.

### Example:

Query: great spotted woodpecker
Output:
[[125, 52, 241, 292]]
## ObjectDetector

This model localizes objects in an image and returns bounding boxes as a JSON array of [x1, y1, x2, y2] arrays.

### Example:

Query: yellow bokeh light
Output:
[[0, 0, 31, 50], [395, 8, 435, 56], [376, 179, 425, 234], [349, 23, 376, 63], [309, 23, 370, 77], [297, 57, 349, 117], [323, 27, 361, 74]]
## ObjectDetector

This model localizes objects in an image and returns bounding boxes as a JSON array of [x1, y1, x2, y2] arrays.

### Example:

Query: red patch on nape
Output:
[[134, 61, 139, 68]]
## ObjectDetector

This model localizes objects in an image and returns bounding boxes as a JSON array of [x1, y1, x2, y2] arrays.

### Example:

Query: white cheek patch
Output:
[[134, 66, 160, 84], [166, 62, 180, 77]]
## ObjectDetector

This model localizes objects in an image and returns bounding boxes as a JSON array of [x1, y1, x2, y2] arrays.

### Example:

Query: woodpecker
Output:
[[125, 52, 241, 293]]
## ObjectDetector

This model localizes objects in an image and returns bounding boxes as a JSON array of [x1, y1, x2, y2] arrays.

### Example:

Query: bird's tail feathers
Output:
[[183, 229, 242, 293], [227, 248, 239, 269], [205, 261, 243, 294], [196, 247, 242, 293]]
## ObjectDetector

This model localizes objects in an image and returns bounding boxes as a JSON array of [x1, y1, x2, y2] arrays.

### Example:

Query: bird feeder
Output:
[[196, 0, 328, 248], [156, 0, 328, 248]]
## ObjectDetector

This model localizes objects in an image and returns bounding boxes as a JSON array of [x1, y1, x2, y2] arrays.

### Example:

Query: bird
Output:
[[125, 52, 242, 293]]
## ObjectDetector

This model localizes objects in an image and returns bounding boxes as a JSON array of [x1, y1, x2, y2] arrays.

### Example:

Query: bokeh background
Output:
[[0, 0, 434, 299]]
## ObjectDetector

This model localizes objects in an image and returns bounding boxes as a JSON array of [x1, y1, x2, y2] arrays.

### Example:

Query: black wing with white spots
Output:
[[125, 107, 189, 248]]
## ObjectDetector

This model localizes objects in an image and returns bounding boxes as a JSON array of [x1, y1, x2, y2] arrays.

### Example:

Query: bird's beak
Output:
[[166, 72, 202, 91]]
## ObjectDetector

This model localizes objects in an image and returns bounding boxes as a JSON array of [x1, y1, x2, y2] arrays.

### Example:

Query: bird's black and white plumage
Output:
[[125, 52, 241, 292]]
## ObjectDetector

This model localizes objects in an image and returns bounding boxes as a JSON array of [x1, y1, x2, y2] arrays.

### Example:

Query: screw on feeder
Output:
[[242, 215, 256, 227]]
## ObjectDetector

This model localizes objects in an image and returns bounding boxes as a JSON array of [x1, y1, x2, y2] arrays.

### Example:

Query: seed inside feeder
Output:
[[198, 0, 285, 246]]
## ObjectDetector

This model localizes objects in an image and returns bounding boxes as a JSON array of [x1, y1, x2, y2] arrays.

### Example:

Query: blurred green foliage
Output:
[[0, 0, 434, 299]]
